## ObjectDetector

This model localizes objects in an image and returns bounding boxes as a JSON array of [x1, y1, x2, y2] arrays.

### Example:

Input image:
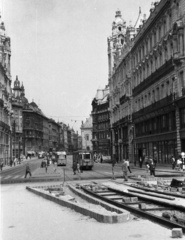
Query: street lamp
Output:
[[13, 120, 16, 162]]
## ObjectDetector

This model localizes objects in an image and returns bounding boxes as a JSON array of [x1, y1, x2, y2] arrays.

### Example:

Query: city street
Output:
[[1, 156, 185, 239], [1, 0, 185, 239], [1, 155, 184, 184]]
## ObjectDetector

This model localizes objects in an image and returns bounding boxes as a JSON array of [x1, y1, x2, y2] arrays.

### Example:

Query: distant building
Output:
[[81, 116, 93, 151], [91, 86, 111, 156], [78, 135, 82, 150], [0, 17, 12, 165], [71, 128, 78, 152], [48, 118, 60, 151], [23, 102, 45, 154]]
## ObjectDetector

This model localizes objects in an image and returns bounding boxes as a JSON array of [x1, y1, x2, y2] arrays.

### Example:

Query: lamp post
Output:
[[107, 134, 111, 156], [13, 120, 16, 162], [18, 136, 21, 163]]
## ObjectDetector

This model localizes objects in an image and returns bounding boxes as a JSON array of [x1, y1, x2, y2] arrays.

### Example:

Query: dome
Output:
[[114, 10, 125, 25]]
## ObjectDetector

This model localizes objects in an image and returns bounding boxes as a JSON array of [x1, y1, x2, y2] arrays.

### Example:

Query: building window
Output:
[[180, 71, 184, 89], [166, 81, 170, 96], [156, 87, 160, 101], [152, 90, 155, 103], [161, 84, 164, 98], [159, 26, 161, 39]]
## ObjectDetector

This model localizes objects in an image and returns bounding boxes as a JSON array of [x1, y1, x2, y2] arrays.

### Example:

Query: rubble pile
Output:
[[132, 179, 185, 194]]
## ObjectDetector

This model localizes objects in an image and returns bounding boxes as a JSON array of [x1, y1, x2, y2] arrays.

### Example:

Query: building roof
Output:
[[94, 86, 109, 105], [81, 116, 92, 129]]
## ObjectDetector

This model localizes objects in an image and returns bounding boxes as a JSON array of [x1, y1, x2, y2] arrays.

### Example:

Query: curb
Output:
[[26, 184, 131, 223]]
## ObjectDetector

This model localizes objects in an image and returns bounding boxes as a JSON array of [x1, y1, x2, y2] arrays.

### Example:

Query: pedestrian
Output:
[[77, 161, 81, 180], [24, 163, 32, 178], [93, 153, 97, 162], [145, 156, 150, 173], [73, 160, 77, 175], [153, 156, 157, 168], [97, 153, 101, 163], [112, 158, 116, 180], [53, 161, 57, 173], [176, 156, 182, 170], [149, 161, 155, 177], [122, 159, 128, 182], [100, 154, 103, 164], [13, 157, 17, 166], [45, 162, 48, 173], [10, 159, 13, 167], [171, 156, 176, 170], [125, 159, 132, 173], [52, 154, 55, 164], [139, 157, 143, 168], [0, 161, 3, 171]]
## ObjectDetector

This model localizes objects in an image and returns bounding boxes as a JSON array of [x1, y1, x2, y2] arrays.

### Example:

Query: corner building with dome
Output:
[[108, 0, 185, 165]]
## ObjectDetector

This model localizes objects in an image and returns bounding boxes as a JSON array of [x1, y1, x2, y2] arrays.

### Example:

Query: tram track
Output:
[[80, 183, 185, 232]]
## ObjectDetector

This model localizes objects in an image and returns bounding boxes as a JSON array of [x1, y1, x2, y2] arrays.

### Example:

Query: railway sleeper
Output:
[[162, 212, 185, 226], [81, 186, 185, 232]]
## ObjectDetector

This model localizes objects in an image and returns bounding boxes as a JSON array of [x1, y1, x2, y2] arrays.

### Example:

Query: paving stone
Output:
[[122, 197, 131, 203], [171, 228, 183, 238], [139, 203, 146, 210], [130, 197, 138, 202]]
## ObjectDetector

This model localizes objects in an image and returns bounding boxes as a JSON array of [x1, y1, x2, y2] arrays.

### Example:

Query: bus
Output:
[[73, 150, 94, 170], [55, 151, 67, 166]]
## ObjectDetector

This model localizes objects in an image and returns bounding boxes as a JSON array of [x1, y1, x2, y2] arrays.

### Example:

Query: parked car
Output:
[[102, 155, 111, 163], [38, 151, 45, 159]]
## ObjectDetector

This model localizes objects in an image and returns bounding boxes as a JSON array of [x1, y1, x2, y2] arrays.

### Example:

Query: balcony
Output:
[[91, 138, 98, 142], [0, 120, 10, 131], [133, 58, 174, 96], [133, 94, 174, 120]]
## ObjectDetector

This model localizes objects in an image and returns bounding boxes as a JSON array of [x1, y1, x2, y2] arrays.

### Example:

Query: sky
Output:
[[2, 0, 153, 133]]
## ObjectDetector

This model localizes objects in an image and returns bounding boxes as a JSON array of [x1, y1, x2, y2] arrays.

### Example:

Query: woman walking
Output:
[[122, 159, 128, 182]]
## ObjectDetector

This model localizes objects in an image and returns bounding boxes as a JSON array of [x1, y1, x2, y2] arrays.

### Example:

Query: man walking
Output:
[[0, 161, 3, 171], [149, 160, 156, 177], [24, 163, 32, 178], [125, 159, 132, 173]]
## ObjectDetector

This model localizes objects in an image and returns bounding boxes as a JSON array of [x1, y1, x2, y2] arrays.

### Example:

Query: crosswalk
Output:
[[0, 174, 25, 180]]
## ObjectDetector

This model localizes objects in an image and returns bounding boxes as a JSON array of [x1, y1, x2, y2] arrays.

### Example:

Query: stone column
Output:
[[175, 106, 181, 156], [179, 30, 184, 56]]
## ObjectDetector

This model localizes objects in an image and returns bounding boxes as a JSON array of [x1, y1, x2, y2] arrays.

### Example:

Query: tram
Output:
[[73, 150, 94, 170], [55, 151, 67, 166]]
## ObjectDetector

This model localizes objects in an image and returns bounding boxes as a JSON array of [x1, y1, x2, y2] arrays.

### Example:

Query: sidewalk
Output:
[[1, 157, 38, 172]]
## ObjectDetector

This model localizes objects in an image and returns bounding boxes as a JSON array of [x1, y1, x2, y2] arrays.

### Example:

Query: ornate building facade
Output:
[[0, 18, 12, 165], [23, 102, 45, 154], [11, 76, 25, 159], [91, 87, 111, 156], [109, 0, 185, 164]]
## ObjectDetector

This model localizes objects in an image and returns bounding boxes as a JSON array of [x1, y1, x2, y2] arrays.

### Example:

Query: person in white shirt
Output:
[[125, 159, 132, 173]]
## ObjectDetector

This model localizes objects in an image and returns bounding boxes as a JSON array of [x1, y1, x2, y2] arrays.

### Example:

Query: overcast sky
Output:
[[3, 0, 153, 133]]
